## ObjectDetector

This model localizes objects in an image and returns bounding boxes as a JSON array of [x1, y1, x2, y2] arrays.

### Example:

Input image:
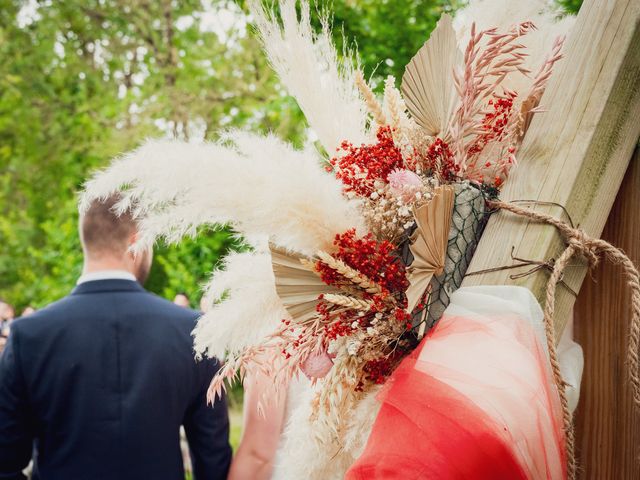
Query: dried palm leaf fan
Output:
[[425, 184, 489, 325], [405, 185, 455, 313], [401, 14, 462, 138], [271, 246, 340, 324], [401, 15, 490, 330]]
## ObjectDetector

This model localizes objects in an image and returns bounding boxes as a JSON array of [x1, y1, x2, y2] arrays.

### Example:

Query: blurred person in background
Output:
[[21, 306, 36, 317], [0, 301, 15, 352], [0, 195, 231, 480], [0, 300, 15, 334], [173, 291, 191, 308]]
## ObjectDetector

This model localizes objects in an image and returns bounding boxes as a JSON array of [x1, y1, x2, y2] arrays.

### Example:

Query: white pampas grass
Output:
[[249, 0, 370, 154], [342, 387, 382, 457], [453, 0, 575, 95], [275, 393, 353, 479], [81, 132, 364, 256], [193, 250, 285, 360], [274, 386, 381, 479]]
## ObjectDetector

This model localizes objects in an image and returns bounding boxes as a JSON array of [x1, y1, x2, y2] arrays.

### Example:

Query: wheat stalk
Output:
[[383, 75, 403, 133], [312, 351, 362, 442], [302, 257, 382, 298], [322, 293, 374, 311], [316, 250, 382, 294], [300, 258, 317, 271], [355, 70, 386, 127]]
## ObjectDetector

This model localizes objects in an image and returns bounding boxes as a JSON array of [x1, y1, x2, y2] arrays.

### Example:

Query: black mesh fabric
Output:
[[400, 182, 491, 334]]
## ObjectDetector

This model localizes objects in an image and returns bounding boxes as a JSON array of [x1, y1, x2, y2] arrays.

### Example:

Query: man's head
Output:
[[80, 195, 153, 284]]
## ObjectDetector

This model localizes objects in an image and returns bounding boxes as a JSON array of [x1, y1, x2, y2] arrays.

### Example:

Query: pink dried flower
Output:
[[301, 350, 334, 379], [387, 169, 423, 203]]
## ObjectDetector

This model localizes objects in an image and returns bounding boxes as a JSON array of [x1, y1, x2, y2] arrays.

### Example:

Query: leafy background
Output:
[[0, 0, 581, 312]]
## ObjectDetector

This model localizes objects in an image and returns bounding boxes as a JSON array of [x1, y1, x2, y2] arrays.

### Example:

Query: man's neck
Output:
[[77, 266, 137, 285], [82, 259, 132, 276]]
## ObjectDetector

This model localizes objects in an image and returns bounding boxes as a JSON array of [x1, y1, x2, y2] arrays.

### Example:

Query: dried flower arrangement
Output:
[[81, 1, 574, 476], [204, 6, 567, 442]]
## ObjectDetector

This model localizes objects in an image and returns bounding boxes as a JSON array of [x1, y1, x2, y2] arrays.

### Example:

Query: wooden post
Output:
[[574, 149, 640, 478], [462, 0, 640, 337]]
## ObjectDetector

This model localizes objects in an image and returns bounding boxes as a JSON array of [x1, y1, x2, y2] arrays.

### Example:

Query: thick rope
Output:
[[488, 200, 640, 480]]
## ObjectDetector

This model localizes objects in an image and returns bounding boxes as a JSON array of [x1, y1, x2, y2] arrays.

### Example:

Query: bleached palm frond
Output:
[[402, 14, 463, 138], [248, 0, 370, 154], [81, 133, 365, 256]]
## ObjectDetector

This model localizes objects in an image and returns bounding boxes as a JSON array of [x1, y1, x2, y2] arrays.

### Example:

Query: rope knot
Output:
[[566, 228, 600, 270]]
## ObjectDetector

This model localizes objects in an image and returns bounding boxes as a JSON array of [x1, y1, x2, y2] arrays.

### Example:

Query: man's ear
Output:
[[127, 231, 141, 257]]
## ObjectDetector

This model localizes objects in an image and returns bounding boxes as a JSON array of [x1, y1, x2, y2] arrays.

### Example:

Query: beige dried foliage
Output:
[[383, 76, 406, 133], [360, 183, 435, 243], [355, 70, 387, 127], [510, 36, 566, 147], [312, 350, 362, 443]]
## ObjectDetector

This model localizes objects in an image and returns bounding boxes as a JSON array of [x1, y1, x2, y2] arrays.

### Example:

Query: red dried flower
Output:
[[419, 137, 458, 181], [329, 126, 406, 197], [316, 229, 409, 298], [362, 350, 408, 384], [313, 229, 410, 342], [467, 92, 517, 159]]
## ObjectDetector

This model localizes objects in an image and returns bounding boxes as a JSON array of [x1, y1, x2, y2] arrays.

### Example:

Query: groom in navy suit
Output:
[[0, 195, 232, 480]]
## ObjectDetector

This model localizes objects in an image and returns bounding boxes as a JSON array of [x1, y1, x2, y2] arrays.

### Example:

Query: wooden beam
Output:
[[462, 0, 640, 337], [574, 149, 640, 479]]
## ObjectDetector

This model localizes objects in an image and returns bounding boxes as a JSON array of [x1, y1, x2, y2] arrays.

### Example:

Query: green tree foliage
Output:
[[557, 0, 582, 14], [0, 0, 581, 311], [326, 0, 463, 88], [0, 0, 304, 310]]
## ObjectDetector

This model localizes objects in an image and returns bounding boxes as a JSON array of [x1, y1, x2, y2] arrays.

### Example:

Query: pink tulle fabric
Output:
[[346, 298, 566, 479]]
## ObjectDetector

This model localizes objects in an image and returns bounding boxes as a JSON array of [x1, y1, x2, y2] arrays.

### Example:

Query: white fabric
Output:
[[446, 286, 584, 412], [558, 319, 584, 413], [77, 270, 136, 285]]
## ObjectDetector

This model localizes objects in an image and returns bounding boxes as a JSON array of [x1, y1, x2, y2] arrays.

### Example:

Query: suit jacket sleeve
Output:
[[183, 359, 232, 480], [0, 329, 33, 480]]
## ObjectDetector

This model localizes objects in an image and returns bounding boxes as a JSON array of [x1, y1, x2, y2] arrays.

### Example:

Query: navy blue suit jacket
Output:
[[0, 279, 231, 480]]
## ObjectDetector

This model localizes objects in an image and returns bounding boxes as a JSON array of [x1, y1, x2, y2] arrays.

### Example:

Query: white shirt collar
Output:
[[77, 270, 137, 285]]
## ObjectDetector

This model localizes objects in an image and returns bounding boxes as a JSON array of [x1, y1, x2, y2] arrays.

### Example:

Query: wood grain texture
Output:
[[462, 0, 640, 338], [574, 150, 640, 479]]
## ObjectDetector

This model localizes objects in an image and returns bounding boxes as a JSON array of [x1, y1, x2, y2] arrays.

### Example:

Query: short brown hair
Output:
[[80, 195, 137, 258]]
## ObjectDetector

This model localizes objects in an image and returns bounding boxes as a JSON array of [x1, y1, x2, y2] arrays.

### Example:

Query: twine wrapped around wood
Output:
[[489, 200, 640, 480]]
